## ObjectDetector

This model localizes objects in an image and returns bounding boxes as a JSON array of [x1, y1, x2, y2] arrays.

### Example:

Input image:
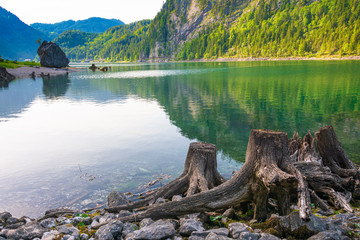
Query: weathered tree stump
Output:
[[107, 142, 226, 212], [117, 130, 312, 222], [110, 126, 359, 223]]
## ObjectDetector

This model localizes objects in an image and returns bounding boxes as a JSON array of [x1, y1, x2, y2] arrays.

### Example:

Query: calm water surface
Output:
[[0, 61, 359, 217]]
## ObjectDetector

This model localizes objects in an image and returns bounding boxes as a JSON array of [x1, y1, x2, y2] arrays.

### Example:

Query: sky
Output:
[[0, 0, 165, 25]]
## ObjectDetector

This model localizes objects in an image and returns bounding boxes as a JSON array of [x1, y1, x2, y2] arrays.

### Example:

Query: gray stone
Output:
[[0, 237, 5, 240], [0, 212, 11, 223], [108, 191, 130, 208], [37, 41, 69, 68], [6, 222, 26, 229], [228, 222, 251, 239], [83, 217, 92, 225], [191, 228, 229, 238], [139, 218, 154, 228], [56, 224, 79, 239], [205, 232, 233, 240], [6, 217, 18, 224], [40, 218, 57, 228], [95, 220, 124, 240], [239, 232, 260, 240], [122, 222, 138, 237], [57, 217, 72, 225], [62, 235, 75, 240], [180, 218, 205, 236], [307, 230, 344, 240], [223, 208, 235, 219], [41, 230, 61, 240], [1, 221, 47, 239], [80, 233, 89, 240], [125, 220, 175, 240], [259, 233, 281, 240], [72, 216, 82, 226], [172, 195, 183, 201]]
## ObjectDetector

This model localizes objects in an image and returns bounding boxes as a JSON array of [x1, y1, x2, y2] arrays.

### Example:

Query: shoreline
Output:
[[6, 66, 78, 79]]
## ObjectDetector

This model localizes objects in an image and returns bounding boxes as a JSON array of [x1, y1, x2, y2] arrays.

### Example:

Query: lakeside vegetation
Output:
[[0, 56, 40, 69]]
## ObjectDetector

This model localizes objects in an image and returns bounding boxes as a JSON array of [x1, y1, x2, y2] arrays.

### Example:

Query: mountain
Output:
[[53, 0, 360, 62], [54, 20, 151, 62], [31, 17, 125, 39], [0, 6, 47, 60]]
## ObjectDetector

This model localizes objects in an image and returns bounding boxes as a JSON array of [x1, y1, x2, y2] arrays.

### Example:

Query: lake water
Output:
[[0, 61, 359, 217]]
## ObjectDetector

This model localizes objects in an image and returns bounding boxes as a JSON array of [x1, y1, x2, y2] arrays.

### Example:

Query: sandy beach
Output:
[[6, 66, 76, 79]]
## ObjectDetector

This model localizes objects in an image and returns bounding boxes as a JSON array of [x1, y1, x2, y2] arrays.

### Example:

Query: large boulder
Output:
[[37, 41, 69, 68]]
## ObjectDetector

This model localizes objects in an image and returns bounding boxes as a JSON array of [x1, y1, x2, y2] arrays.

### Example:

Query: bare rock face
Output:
[[37, 41, 69, 68]]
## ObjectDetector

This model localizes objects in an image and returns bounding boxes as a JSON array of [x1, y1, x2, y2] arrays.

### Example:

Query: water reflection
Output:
[[0, 61, 359, 217], [42, 75, 70, 99]]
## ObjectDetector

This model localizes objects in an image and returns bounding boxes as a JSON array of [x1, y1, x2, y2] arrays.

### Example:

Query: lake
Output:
[[0, 61, 359, 217]]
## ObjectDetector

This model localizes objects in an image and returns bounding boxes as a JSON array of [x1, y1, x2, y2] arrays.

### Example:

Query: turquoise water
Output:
[[0, 61, 359, 217]]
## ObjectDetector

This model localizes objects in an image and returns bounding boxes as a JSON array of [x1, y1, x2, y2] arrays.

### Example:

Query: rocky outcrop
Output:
[[0, 67, 15, 86], [37, 41, 69, 68]]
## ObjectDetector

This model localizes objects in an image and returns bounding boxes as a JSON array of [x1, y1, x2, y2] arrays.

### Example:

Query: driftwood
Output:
[[110, 126, 359, 223]]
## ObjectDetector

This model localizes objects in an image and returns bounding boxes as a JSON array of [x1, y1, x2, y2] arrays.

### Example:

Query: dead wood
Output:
[[108, 125, 359, 223], [107, 142, 226, 212], [117, 130, 312, 222]]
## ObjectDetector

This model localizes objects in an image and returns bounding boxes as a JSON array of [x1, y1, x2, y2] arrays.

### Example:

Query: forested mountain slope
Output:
[[31, 17, 124, 39], [0, 6, 46, 60], [57, 0, 360, 61]]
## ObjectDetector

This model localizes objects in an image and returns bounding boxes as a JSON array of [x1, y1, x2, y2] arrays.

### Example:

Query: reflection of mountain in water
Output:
[[42, 75, 70, 99], [84, 62, 360, 162]]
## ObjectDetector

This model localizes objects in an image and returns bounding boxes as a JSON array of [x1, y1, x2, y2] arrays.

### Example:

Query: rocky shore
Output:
[[1, 190, 360, 240], [6, 66, 73, 79]]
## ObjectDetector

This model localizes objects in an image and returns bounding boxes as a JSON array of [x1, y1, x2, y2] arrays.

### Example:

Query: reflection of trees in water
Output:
[[42, 75, 70, 99], [90, 62, 360, 163]]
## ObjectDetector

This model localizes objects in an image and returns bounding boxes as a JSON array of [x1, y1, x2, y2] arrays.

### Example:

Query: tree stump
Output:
[[117, 130, 311, 222], [107, 142, 226, 212], [110, 126, 359, 223]]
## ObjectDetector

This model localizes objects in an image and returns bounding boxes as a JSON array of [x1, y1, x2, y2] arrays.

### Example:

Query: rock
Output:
[[83, 217, 92, 225], [41, 230, 61, 240], [125, 219, 176, 240], [122, 222, 138, 237], [139, 218, 154, 228], [0, 67, 15, 86], [62, 235, 75, 240], [56, 224, 79, 239], [56, 216, 72, 225], [205, 232, 233, 240], [228, 222, 251, 239], [172, 195, 183, 201], [6, 217, 18, 224], [40, 218, 57, 228], [72, 216, 82, 226], [1, 221, 47, 239], [239, 232, 260, 240], [191, 228, 229, 238], [0, 212, 12, 223], [307, 230, 344, 240], [37, 41, 69, 68], [95, 220, 124, 240], [80, 233, 89, 240], [108, 191, 130, 208], [6, 222, 26, 229], [89, 64, 97, 71], [180, 218, 205, 236], [223, 208, 235, 219], [259, 233, 281, 240]]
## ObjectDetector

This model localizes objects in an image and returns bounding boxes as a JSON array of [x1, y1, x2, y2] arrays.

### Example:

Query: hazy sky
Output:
[[1, 0, 165, 24]]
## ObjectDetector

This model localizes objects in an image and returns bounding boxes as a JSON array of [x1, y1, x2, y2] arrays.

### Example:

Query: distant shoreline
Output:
[[71, 56, 360, 64]]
